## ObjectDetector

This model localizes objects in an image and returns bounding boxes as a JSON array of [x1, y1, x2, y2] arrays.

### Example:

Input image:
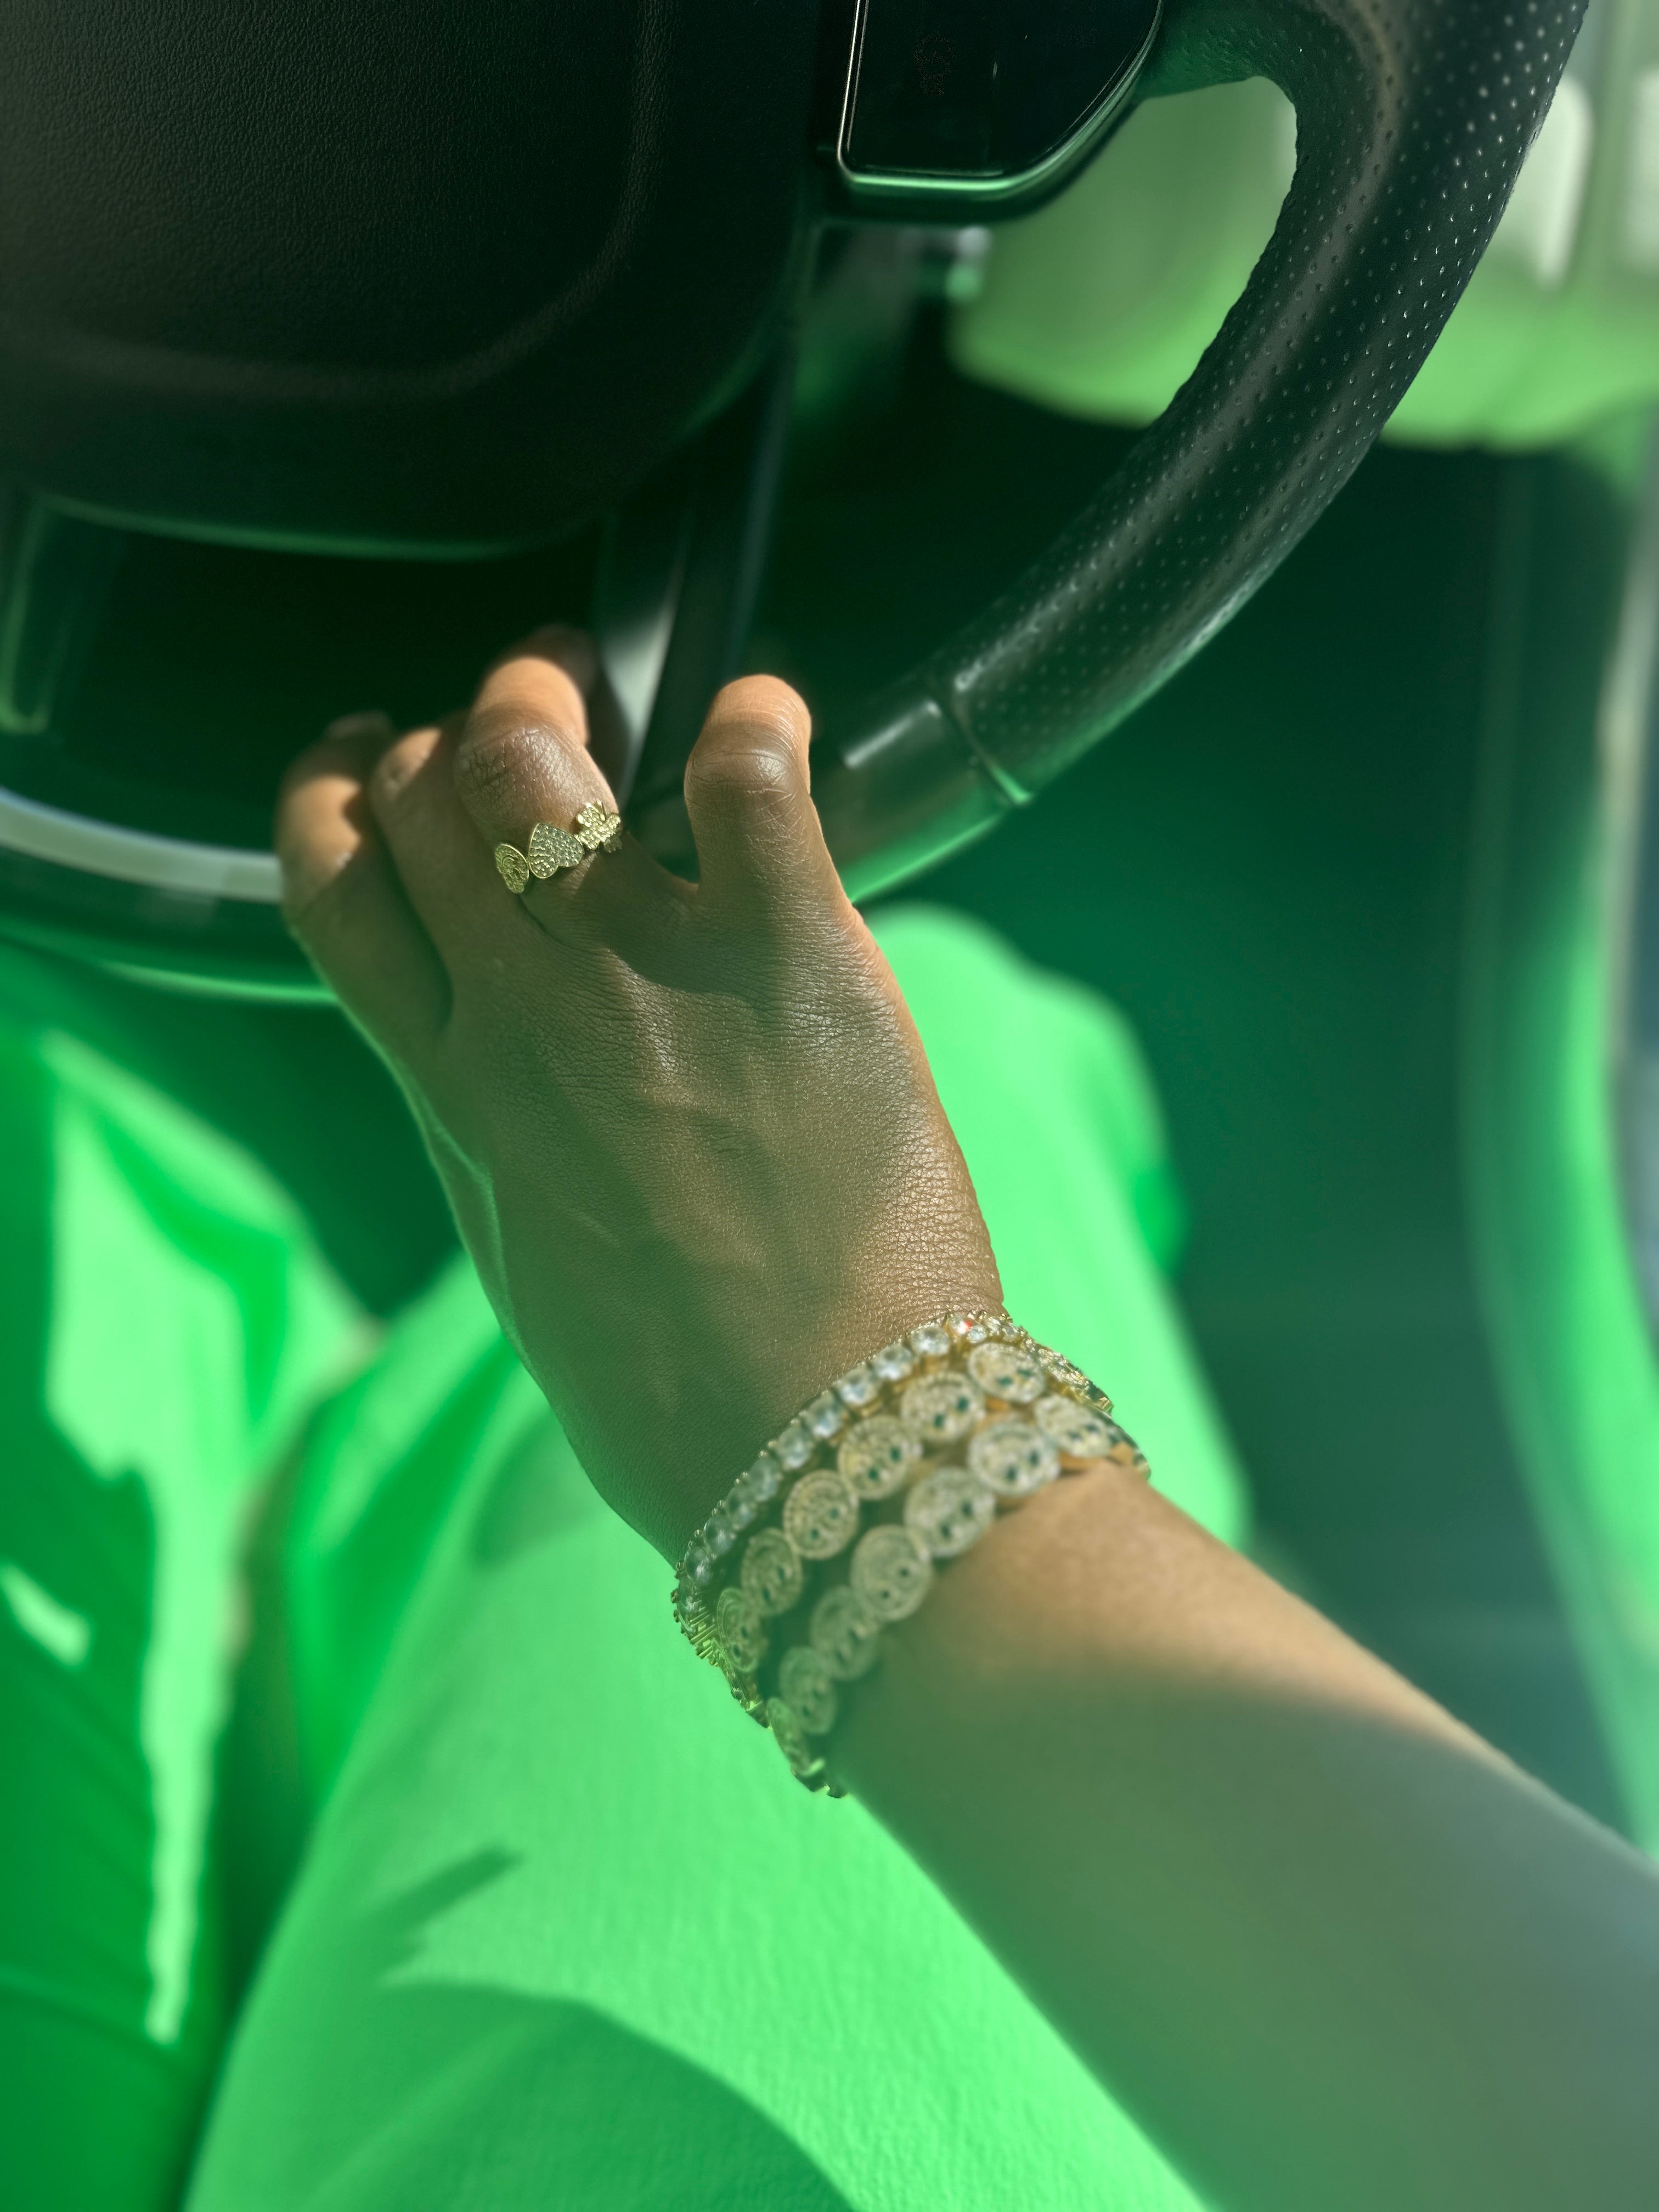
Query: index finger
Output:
[[276, 713, 449, 1064]]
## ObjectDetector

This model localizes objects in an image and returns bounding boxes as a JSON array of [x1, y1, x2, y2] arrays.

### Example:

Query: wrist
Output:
[[670, 1308, 1147, 1793]]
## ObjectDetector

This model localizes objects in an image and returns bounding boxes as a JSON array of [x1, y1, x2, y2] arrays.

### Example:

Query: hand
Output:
[[278, 640, 1659, 2212], [275, 631, 1000, 1560]]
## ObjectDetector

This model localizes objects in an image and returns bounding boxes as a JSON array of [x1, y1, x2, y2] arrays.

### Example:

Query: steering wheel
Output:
[[0, 0, 1585, 989]]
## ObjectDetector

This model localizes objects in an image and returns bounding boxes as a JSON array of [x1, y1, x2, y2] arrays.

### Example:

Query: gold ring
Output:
[[495, 802, 622, 893]]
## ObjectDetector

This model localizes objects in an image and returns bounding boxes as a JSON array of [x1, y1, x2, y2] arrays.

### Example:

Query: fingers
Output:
[[451, 623, 680, 942], [452, 625, 613, 853], [682, 678, 840, 927], [286, 635, 813, 1056], [276, 714, 449, 1063], [363, 710, 521, 974]]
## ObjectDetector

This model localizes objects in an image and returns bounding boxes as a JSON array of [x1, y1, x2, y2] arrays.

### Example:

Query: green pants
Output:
[[1, 908, 1247, 2210]]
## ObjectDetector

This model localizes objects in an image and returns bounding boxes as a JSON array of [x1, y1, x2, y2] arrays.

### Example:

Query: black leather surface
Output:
[[0, 0, 821, 550], [817, 0, 1589, 895]]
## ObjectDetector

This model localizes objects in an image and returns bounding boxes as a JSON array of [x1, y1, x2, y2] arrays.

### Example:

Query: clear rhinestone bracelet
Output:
[[672, 1310, 1148, 1792]]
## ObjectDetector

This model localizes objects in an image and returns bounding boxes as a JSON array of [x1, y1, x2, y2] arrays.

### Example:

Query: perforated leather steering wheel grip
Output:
[[811, 0, 1588, 898]]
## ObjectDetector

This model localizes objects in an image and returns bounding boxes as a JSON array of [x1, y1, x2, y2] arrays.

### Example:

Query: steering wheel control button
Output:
[[839, 0, 1161, 208]]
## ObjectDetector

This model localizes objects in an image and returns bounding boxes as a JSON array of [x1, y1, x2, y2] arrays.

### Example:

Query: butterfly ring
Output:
[[494, 801, 623, 894]]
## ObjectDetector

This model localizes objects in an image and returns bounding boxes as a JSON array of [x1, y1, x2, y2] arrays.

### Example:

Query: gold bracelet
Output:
[[672, 1311, 1147, 1792]]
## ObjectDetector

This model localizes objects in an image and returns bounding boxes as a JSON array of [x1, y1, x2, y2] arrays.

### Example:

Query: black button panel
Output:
[[841, 0, 1161, 193]]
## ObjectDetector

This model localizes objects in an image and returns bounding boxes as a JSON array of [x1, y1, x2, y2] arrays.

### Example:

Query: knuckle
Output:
[[453, 716, 524, 810], [689, 678, 812, 808], [688, 729, 796, 803], [454, 709, 573, 822]]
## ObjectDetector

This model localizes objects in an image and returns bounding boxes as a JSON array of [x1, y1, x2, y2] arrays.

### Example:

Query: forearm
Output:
[[836, 1468, 1659, 2212], [278, 649, 1659, 2210]]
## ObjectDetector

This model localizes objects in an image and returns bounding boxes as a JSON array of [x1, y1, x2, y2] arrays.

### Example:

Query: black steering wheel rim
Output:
[[790, 0, 1590, 900], [0, 0, 1589, 991]]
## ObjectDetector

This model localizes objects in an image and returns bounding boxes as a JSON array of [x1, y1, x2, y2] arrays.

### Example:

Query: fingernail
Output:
[[322, 709, 395, 746]]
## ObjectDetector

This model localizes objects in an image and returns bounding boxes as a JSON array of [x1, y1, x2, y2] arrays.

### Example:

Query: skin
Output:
[[279, 634, 1659, 2211], [278, 632, 997, 1560]]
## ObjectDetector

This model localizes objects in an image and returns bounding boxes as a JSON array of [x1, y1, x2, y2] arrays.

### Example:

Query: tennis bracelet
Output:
[[673, 1310, 1148, 1792]]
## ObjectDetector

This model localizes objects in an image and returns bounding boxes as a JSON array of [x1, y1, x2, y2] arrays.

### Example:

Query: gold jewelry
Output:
[[494, 800, 622, 891], [672, 1311, 1146, 1793]]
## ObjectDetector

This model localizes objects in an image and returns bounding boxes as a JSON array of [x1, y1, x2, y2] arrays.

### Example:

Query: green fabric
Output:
[[953, 3, 1659, 450], [0, 906, 1247, 2207], [284, 905, 1248, 1797], [0, 949, 364, 2210], [186, 904, 1245, 2212]]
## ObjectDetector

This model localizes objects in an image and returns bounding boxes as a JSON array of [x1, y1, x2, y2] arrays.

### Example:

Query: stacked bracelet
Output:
[[672, 1310, 1148, 1792]]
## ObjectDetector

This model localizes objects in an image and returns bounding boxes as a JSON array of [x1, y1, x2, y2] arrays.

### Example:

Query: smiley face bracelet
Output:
[[672, 1310, 1148, 1792]]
